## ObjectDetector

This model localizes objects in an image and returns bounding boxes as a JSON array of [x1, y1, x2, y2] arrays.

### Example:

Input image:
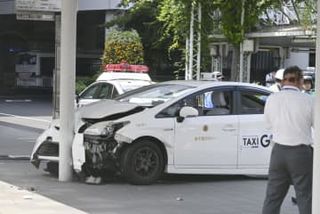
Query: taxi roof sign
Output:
[[104, 63, 149, 73]]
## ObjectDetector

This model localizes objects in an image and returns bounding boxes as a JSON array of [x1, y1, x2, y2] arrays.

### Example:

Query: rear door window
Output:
[[238, 90, 269, 114]]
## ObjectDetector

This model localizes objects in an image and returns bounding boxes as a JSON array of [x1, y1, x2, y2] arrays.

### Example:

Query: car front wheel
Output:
[[121, 140, 164, 185]]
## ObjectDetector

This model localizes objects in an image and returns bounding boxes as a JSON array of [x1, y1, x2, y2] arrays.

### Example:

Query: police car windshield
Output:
[[119, 80, 152, 93], [116, 84, 194, 106]]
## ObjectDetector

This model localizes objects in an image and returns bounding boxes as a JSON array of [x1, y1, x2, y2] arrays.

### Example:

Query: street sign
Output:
[[16, 11, 54, 21], [16, 0, 61, 12]]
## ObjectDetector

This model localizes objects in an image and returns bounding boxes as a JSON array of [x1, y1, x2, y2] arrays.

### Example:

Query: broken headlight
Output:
[[84, 121, 130, 138]]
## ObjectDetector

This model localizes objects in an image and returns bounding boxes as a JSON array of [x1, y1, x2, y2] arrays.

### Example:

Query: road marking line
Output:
[[17, 139, 36, 143], [17, 138, 36, 140], [0, 113, 50, 123], [8, 155, 30, 159], [5, 99, 32, 103]]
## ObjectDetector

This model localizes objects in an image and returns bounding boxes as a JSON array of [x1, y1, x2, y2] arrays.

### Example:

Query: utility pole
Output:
[[185, 2, 202, 80], [196, 3, 201, 80], [239, 0, 245, 82], [59, 0, 78, 182], [185, 38, 189, 80], [312, 0, 320, 211], [187, 3, 194, 80]]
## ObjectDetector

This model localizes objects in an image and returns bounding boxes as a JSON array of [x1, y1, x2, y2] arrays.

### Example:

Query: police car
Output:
[[77, 63, 152, 107], [72, 80, 273, 184]]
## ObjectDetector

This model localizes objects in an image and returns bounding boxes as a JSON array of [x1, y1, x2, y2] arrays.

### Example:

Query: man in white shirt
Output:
[[262, 66, 314, 214]]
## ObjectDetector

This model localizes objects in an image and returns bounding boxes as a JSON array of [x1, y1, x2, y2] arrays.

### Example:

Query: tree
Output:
[[118, 0, 315, 81], [102, 29, 144, 65], [210, 0, 278, 80], [157, 0, 216, 76], [157, 0, 279, 80], [106, 0, 182, 80]]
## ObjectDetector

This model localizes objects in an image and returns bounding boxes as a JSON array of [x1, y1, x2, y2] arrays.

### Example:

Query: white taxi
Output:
[[72, 81, 273, 184], [31, 68, 153, 175]]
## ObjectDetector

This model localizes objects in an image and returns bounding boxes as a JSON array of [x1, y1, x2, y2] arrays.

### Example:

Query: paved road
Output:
[[0, 97, 51, 156], [0, 96, 300, 214], [0, 160, 299, 214], [0, 97, 52, 117], [0, 122, 42, 156]]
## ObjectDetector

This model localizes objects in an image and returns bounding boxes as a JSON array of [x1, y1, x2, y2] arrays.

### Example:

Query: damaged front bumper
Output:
[[78, 121, 130, 175], [30, 124, 60, 168], [83, 134, 119, 172], [30, 140, 59, 168]]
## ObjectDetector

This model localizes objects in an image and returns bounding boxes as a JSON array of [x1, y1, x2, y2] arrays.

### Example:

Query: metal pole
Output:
[[239, 0, 245, 82], [196, 2, 201, 80], [59, 0, 78, 182], [185, 38, 189, 80], [188, 3, 194, 80], [247, 53, 252, 83], [312, 0, 320, 212], [53, 15, 61, 119], [220, 44, 224, 75]]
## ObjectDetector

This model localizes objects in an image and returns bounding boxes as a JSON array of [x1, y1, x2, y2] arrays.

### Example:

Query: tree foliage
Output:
[[212, 0, 278, 45], [114, 0, 316, 80], [106, 0, 184, 80], [260, 0, 317, 29], [157, 0, 216, 49], [102, 29, 144, 65]]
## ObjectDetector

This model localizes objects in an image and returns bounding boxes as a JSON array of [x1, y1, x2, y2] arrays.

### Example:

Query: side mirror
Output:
[[177, 106, 199, 123]]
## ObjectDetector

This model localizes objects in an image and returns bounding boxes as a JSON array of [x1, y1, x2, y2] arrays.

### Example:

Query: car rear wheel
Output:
[[121, 140, 164, 185]]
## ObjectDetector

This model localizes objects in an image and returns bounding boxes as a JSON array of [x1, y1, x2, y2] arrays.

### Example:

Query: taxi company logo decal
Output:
[[242, 134, 271, 148]]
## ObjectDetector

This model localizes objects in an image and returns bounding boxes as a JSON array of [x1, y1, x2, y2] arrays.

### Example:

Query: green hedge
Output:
[[102, 29, 144, 65]]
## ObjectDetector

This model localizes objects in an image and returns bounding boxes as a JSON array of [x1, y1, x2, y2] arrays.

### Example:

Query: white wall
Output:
[[78, 0, 122, 11], [284, 52, 309, 69]]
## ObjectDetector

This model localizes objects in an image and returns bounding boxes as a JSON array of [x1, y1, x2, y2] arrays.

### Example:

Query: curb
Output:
[[0, 121, 45, 134], [0, 155, 30, 161]]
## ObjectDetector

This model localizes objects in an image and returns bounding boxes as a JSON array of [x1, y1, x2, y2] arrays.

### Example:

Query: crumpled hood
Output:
[[78, 99, 140, 120]]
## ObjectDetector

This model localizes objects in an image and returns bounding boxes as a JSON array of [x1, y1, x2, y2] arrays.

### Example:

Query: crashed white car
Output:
[[71, 81, 273, 184], [31, 72, 153, 175]]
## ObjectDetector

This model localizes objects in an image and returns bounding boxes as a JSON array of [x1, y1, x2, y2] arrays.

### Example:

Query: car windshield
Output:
[[116, 84, 194, 106]]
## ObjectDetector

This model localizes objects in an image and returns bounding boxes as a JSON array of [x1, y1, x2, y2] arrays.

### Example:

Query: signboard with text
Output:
[[16, 11, 55, 21], [16, 0, 61, 12]]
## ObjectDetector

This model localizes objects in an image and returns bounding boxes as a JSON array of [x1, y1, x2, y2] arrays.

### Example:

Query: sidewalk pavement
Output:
[[0, 181, 87, 214], [0, 112, 87, 213]]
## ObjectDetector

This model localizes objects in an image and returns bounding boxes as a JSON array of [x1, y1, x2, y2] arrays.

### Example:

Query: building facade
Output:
[[0, 0, 123, 91]]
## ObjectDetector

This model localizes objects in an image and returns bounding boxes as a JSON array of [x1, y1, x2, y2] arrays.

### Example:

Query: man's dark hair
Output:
[[283, 66, 303, 83]]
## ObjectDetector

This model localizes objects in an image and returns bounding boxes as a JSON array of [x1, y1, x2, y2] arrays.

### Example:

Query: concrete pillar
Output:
[[59, 0, 78, 182]]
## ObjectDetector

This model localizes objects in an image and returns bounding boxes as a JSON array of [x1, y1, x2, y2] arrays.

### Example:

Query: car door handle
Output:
[[222, 127, 237, 131]]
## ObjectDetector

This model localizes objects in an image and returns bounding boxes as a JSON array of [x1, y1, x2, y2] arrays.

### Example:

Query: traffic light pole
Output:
[[59, 0, 78, 182]]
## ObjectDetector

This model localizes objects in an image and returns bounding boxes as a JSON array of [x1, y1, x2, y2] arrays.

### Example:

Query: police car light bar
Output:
[[104, 63, 149, 73]]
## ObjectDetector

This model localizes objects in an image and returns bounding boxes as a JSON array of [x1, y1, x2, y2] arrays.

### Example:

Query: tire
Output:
[[121, 140, 164, 185], [44, 161, 59, 177]]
